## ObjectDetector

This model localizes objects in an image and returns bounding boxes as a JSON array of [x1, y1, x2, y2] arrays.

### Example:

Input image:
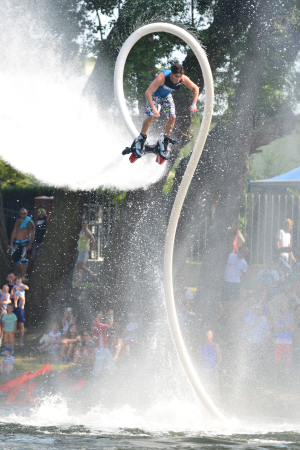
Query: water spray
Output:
[[114, 23, 227, 423]]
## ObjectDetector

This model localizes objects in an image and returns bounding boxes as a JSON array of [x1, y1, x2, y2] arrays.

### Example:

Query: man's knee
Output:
[[168, 116, 176, 123]]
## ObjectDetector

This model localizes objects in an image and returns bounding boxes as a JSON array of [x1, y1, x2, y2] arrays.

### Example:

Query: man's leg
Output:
[[15, 262, 25, 279], [76, 262, 83, 282], [141, 116, 155, 135], [164, 116, 176, 137], [18, 322, 24, 346]]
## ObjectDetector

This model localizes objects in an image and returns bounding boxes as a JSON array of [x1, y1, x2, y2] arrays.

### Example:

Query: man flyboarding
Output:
[[123, 63, 199, 163]]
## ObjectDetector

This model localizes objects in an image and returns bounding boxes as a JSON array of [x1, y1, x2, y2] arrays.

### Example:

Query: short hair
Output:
[[284, 219, 293, 228], [20, 207, 27, 212], [171, 63, 184, 75]]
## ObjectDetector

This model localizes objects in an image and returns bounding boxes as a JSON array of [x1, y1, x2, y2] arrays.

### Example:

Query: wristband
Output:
[[192, 103, 196, 106]]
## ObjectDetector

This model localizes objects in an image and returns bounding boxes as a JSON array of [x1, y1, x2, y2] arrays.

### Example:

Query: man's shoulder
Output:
[[15, 219, 22, 228], [27, 219, 35, 229]]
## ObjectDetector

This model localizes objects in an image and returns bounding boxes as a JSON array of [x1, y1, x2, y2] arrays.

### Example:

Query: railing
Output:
[[188, 193, 300, 265]]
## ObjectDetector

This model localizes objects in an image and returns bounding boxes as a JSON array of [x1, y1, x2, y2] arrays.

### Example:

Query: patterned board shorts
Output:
[[145, 93, 176, 117]]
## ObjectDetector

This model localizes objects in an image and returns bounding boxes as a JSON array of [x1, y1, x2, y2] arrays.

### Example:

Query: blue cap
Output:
[[2, 346, 13, 354]]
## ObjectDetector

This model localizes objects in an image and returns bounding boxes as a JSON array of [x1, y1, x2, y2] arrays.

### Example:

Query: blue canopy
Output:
[[266, 166, 300, 181]]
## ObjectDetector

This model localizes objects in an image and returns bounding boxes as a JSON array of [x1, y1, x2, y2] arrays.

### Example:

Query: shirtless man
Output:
[[132, 63, 199, 158], [10, 208, 35, 279]]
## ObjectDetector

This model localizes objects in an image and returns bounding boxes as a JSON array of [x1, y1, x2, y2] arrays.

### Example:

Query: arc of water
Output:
[[114, 22, 227, 423]]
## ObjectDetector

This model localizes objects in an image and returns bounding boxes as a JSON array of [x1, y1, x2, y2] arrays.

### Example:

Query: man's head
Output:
[[6, 273, 15, 284], [82, 220, 89, 230], [95, 311, 104, 322], [37, 204, 46, 217], [19, 207, 27, 218], [171, 63, 184, 84], [205, 329, 213, 342], [237, 246, 249, 259], [284, 219, 293, 232]]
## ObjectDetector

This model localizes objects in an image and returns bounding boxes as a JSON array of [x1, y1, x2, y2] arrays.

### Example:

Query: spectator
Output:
[[223, 247, 249, 302], [274, 300, 294, 384], [222, 247, 249, 338], [11, 277, 28, 347], [60, 324, 80, 363], [200, 329, 222, 401], [258, 260, 280, 296], [92, 311, 115, 376], [276, 219, 296, 263], [242, 296, 271, 385], [10, 207, 35, 279], [73, 330, 95, 369], [0, 346, 15, 375], [12, 277, 28, 311], [174, 276, 194, 332], [0, 285, 11, 345], [5, 274, 15, 298], [125, 313, 139, 356], [0, 285, 11, 314], [39, 323, 61, 353], [31, 204, 49, 261], [76, 220, 97, 283], [106, 309, 115, 350], [2, 304, 17, 349], [61, 307, 73, 335]]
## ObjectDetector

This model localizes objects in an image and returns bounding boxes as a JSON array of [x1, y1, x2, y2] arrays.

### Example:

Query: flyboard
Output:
[[114, 23, 227, 424]]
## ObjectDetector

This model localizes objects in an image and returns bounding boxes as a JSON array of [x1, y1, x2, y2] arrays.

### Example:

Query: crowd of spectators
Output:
[[174, 218, 300, 406], [3, 203, 300, 406], [35, 307, 139, 378]]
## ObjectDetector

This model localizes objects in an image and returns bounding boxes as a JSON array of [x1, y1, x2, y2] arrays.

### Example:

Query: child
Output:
[[0, 285, 11, 314], [0, 346, 15, 375], [39, 323, 62, 352], [12, 277, 29, 310], [12, 278, 28, 347], [0, 285, 12, 345], [2, 304, 17, 349]]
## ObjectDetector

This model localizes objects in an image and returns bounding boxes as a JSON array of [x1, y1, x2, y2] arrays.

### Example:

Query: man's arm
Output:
[[27, 221, 35, 250], [181, 75, 199, 114], [144, 72, 165, 118], [10, 222, 19, 248]]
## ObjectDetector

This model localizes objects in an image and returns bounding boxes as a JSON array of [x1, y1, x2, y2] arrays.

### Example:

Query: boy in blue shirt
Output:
[[0, 346, 15, 374]]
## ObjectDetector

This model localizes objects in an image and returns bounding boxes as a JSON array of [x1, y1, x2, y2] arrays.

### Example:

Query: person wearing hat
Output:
[[0, 346, 15, 374], [32, 204, 49, 262]]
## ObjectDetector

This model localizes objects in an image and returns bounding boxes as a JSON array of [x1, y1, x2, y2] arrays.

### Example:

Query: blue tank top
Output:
[[201, 342, 218, 372], [153, 70, 182, 98]]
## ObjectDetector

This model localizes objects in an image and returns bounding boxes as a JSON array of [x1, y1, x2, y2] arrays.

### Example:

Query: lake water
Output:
[[1, 395, 300, 450]]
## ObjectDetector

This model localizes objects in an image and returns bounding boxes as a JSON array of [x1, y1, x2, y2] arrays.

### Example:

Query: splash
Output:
[[0, 16, 166, 191]]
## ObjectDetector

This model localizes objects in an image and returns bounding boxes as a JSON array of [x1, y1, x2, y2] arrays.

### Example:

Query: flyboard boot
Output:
[[122, 133, 147, 163], [156, 134, 176, 165], [122, 133, 176, 164]]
